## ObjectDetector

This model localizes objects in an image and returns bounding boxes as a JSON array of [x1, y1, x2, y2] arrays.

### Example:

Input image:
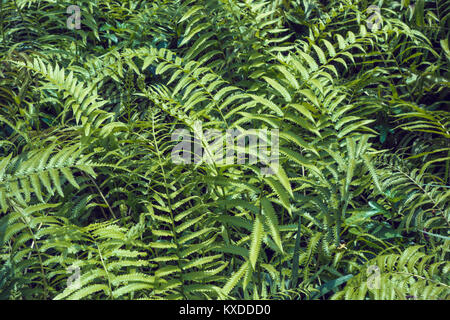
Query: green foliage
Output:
[[0, 0, 448, 300]]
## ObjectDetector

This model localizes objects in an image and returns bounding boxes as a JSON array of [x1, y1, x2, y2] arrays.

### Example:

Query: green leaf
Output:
[[66, 284, 109, 300], [262, 76, 292, 102], [261, 197, 283, 253], [310, 274, 354, 299], [249, 215, 264, 270], [222, 261, 249, 296], [249, 94, 284, 116]]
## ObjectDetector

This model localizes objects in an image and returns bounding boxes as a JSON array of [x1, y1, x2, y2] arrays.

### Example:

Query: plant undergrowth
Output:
[[0, 0, 448, 300]]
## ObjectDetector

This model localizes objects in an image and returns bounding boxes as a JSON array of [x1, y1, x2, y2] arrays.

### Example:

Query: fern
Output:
[[0, 0, 448, 301]]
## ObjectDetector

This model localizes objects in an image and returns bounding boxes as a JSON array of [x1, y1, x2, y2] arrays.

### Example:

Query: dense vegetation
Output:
[[0, 0, 449, 300]]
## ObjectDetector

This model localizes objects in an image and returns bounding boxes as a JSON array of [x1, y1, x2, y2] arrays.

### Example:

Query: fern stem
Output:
[[13, 202, 49, 299], [95, 242, 114, 299], [392, 271, 450, 289], [397, 165, 450, 227], [290, 213, 302, 289], [151, 115, 188, 300], [87, 174, 117, 219]]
